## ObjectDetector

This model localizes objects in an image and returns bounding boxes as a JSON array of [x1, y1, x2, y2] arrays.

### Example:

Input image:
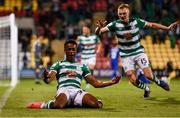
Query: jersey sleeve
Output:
[[82, 64, 91, 77], [136, 18, 146, 28], [107, 21, 116, 32], [49, 61, 60, 73], [96, 35, 100, 43]]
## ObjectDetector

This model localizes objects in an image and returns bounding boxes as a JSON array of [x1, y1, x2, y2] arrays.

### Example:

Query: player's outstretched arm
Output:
[[145, 21, 179, 30], [85, 74, 121, 88], [95, 19, 108, 35], [42, 69, 56, 84]]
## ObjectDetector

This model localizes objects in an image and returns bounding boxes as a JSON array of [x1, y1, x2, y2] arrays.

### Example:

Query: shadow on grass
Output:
[[146, 97, 180, 105], [99, 108, 121, 112], [59, 107, 122, 112]]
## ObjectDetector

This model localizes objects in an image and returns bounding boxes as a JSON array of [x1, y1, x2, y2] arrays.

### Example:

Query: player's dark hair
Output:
[[64, 40, 77, 49]]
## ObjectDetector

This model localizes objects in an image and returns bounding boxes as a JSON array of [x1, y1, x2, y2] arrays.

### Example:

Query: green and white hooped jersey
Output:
[[50, 60, 91, 89], [107, 18, 146, 57], [79, 34, 100, 59]]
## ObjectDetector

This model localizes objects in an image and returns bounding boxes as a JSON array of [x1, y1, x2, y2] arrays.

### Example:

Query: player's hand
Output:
[[112, 76, 121, 84], [96, 19, 107, 28], [42, 68, 49, 84], [168, 21, 179, 30]]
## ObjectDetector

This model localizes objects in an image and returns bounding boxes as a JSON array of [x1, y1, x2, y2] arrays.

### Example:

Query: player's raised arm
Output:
[[85, 74, 121, 88], [76, 36, 80, 44], [95, 19, 109, 36]]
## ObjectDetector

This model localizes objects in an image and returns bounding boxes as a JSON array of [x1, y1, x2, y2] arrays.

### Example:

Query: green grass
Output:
[[0, 78, 180, 117], [0, 86, 8, 97]]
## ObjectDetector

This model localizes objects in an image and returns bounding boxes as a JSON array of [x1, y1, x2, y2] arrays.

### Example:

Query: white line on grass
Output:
[[0, 87, 14, 113]]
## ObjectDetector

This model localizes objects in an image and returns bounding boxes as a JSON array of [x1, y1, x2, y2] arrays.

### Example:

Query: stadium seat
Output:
[[150, 57, 156, 64], [159, 44, 166, 53], [151, 62, 158, 69], [173, 63, 178, 69], [140, 39, 146, 47], [165, 40, 170, 47], [147, 44, 154, 52], [158, 61, 165, 69], [161, 52, 167, 57], [177, 62, 180, 69], [145, 35, 153, 44], [147, 46, 154, 52], [148, 52, 155, 59]]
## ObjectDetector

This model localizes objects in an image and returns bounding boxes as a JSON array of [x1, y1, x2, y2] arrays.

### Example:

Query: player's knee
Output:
[[54, 93, 68, 109], [144, 72, 153, 80], [143, 68, 153, 80], [144, 75, 153, 80], [54, 102, 66, 109], [89, 101, 99, 108], [126, 71, 136, 83], [126, 71, 133, 78]]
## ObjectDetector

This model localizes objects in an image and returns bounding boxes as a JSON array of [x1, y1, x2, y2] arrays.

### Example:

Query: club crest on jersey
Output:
[[124, 32, 132, 40], [66, 70, 77, 77]]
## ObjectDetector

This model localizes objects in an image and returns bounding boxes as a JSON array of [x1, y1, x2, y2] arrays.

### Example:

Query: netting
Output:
[[0, 14, 18, 87]]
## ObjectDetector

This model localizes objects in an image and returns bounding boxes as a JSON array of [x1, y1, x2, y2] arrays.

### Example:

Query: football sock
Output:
[[90, 70, 94, 75], [136, 79, 149, 90], [152, 73, 160, 85], [42, 100, 54, 109]]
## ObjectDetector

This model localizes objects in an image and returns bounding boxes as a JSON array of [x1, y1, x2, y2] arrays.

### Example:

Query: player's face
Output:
[[118, 8, 130, 23], [112, 38, 118, 45], [82, 27, 90, 36], [65, 43, 77, 62]]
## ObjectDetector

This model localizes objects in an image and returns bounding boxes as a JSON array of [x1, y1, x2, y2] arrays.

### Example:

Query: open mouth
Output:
[[121, 17, 125, 20], [68, 55, 74, 57]]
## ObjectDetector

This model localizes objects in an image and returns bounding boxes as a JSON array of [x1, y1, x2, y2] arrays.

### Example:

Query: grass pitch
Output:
[[0, 78, 180, 117]]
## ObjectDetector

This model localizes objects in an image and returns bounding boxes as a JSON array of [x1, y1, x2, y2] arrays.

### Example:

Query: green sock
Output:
[[136, 80, 149, 91], [42, 100, 54, 109], [152, 73, 160, 85], [90, 70, 94, 75]]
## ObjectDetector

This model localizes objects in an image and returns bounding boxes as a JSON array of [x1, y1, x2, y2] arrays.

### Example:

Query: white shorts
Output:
[[81, 57, 96, 66], [122, 53, 150, 72], [56, 87, 88, 106]]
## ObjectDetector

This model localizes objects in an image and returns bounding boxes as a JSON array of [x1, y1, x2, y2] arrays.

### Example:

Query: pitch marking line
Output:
[[0, 87, 14, 113]]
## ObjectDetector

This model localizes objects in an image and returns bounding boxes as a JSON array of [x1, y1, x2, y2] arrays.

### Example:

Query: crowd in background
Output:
[[15, 0, 179, 42]]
